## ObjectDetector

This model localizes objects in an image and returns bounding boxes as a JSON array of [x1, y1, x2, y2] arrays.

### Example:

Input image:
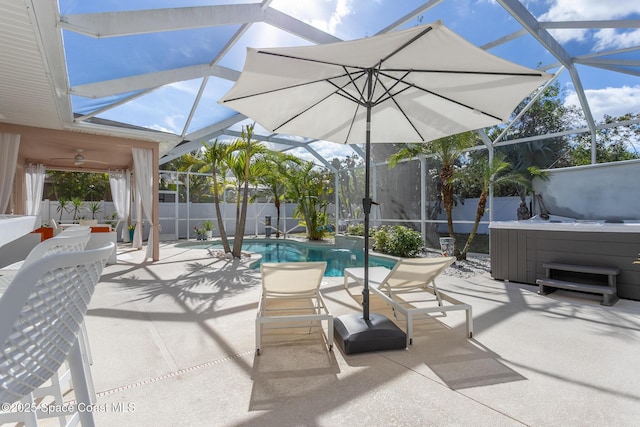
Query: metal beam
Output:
[[580, 63, 640, 78], [263, 7, 341, 44], [575, 58, 640, 67], [29, 0, 74, 126], [497, 0, 598, 161], [184, 114, 246, 143], [74, 89, 155, 122], [60, 4, 265, 37], [574, 45, 640, 61], [375, 0, 444, 35], [70, 64, 240, 98], [60, 4, 340, 45], [497, 0, 573, 66], [493, 67, 565, 145], [480, 29, 527, 51], [540, 20, 640, 29]]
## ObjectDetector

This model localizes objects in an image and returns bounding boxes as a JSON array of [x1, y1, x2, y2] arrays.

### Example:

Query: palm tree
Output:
[[257, 151, 302, 238], [70, 197, 85, 221], [227, 124, 268, 257], [202, 138, 240, 254], [457, 154, 530, 260], [285, 161, 333, 240], [389, 132, 477, 237], [56, 196, 70, 222]]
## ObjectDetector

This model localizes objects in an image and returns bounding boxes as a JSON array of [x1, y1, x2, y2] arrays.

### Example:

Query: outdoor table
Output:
[[0, 214, 37, 248]]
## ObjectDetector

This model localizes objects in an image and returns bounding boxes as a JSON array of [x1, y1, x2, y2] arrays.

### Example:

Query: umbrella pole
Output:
[[362, 98, 372, 321], [332, 69, 406, 354]]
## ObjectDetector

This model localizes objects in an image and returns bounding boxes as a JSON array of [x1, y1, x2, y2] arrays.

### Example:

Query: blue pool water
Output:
[[185, 240, 396, 277]]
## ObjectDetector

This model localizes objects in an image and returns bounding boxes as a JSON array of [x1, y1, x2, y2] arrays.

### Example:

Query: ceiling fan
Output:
[[73, 149, 86, 165], [50, 149, 107, 167]]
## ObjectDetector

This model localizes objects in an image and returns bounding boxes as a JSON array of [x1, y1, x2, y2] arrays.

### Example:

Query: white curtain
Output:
[[0, 133, 20, 214], [109, 169, 131, 242], [25, 163, 46, 219], [132, 148, 154, 259], [133, 183, 142, 249]]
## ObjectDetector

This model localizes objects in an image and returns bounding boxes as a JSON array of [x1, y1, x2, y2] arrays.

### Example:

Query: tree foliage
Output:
[[388, 131, 479, 237], [494, 81, 571, 174], [284, 161, 333, 241], [331, 155, 364, 221], [46, 171, 110, 201], [256, 151, 302, 237], [566, 113, 640, 165], [456, 153, 531, 259]]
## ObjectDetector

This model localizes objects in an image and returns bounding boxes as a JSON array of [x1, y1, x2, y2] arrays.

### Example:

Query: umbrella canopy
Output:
[[220, 20, 552, 325], [220, 20, 551, 145]]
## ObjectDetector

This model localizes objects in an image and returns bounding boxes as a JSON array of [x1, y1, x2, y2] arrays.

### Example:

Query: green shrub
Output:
[[388, 226, 424, 257], [371, 226, 390, 252], [375, 225, 423, 258], [349, 224, 423, 257], [347, 223, 365, 236]]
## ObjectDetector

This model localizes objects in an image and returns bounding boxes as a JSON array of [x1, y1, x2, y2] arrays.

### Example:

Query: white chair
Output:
[[58, 225, 91, 236], [344, 256, 473, 346], [0, 243, 113, 427], [50, 218, 60, 235], [0, 232, 91, 279], [256, 262, 333, 355], [0, 231, 95, 425]]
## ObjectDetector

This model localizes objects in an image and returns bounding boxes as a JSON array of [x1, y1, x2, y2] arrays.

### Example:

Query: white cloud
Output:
[[169, 81, 200, 96], [593, 28, 640, 50], [150, 124, 174, 133], [309, 140, 360, 163], [539, 0, 640, 47], [157, 114, 185, 134], [564, 85, 640, 121], [540, 0, 640, 21], [272, 0, 354, 34]]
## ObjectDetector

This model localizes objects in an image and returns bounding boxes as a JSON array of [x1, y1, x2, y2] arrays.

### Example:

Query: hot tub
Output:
[[489, 217, 640, 300]]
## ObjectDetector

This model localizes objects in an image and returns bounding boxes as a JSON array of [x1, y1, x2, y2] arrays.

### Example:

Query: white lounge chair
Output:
[[0, 243, 113, 427], [256, 262, 333, 355], [344, 256, 473, 346]]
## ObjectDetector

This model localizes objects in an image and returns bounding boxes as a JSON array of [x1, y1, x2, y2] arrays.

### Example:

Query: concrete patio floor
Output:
[[71, 242, 640, 426]]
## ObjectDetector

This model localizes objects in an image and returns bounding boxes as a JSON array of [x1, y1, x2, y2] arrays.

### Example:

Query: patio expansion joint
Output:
[[95, 340, 297, 398], [96, 349, 255, 398]]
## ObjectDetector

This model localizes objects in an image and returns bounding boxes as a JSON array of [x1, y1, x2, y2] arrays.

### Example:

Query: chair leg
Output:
[[255, 317, 262, 355], [0, 394, 39, 427], [80, 322, 93, 365], [31, 369, 69, 426], [431, 280, 448, 319], [68, 339, 96, 427], [78, 333, 97, 404]]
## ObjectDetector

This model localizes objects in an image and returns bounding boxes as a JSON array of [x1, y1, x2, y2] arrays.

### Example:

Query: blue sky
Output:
[[61, 0, 640, 163]]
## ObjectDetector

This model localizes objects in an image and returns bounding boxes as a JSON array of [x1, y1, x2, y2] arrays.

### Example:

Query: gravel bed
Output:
[[424, 250, 491, 279]]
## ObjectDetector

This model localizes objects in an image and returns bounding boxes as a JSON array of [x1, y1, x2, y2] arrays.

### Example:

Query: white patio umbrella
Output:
[[220, 21, 552, 353]]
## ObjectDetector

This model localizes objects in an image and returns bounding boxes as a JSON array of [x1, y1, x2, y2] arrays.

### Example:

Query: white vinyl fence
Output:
[[37, 197, 524, 242]]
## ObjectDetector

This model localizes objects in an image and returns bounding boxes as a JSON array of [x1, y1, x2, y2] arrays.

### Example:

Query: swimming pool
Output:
[[183, 239, 397, 277]]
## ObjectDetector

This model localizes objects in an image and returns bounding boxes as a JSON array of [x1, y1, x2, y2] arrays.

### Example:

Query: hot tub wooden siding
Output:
[[490, 225, 640, 301]]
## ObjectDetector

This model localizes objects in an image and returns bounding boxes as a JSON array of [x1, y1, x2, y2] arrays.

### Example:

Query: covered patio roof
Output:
[[0, 0, 638, 169]]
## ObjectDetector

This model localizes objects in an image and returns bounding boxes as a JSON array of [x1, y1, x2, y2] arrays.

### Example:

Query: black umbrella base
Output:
[[333, 312, 406, 354]]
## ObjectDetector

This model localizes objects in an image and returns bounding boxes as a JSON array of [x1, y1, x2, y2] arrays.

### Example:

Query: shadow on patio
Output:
[[76, 242, 640, 426]]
